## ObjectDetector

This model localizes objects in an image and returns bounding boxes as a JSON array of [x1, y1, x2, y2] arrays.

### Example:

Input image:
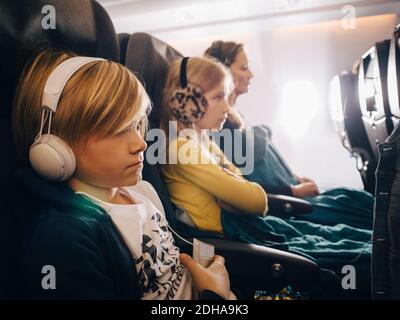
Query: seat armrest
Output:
[[177, 237, 320, 297], [268, 194, 313, 215]]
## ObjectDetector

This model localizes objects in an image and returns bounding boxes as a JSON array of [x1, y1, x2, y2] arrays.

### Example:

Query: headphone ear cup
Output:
[[29, 134, 76, 182], [170, 84, 208, 125]]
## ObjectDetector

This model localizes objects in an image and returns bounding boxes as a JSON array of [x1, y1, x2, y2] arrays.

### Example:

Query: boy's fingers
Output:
[[180, 253, 201, 272], [212, 255, 225, 265], [181, 253, 226, 270]]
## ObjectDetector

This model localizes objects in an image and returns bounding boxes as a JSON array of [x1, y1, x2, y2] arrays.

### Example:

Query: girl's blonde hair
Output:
[[12, 49, 151, 162], [160, 57, 232, 136]]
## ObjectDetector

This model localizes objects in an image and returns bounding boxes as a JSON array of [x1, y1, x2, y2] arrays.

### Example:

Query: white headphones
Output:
[[29, 56, 105, 182]]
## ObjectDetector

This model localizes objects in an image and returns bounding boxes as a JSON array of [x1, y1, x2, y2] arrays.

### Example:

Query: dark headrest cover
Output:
[[0, 0, 119, 119], [124, 32, 182, 127]]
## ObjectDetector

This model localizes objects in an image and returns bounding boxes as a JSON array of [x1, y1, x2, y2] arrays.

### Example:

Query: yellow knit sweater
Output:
[[161, 134, 268, 233]]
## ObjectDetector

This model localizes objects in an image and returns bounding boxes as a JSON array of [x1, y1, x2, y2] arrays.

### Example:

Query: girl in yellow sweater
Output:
[[160, 57, 372, 299], [160, 57, 268, 234]]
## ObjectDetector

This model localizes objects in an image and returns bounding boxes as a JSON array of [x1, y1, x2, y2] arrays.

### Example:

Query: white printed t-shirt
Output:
[[76, 180, 192, 300]]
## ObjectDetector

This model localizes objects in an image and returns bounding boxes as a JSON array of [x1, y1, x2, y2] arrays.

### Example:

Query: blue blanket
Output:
[[231, 124, 374, 229], [220, 124, 373, 298]]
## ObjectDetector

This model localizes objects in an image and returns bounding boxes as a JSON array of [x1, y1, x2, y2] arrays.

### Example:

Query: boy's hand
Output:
[[180, 253, 233, 300]]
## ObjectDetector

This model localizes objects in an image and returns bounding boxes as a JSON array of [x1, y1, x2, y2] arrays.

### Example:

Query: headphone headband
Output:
[[224, 44, 241, 66], [211, 41, 224, 61], [42, 56, 105, 112], [210, 41, 241, 66], [179, 57, 189, 88]]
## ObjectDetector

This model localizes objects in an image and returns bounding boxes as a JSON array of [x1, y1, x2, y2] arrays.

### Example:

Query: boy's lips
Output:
[[127, 161, 143, 168]]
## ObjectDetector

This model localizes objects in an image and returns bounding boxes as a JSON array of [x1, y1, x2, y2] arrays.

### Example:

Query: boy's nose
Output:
[[139, 138, 147, 153], [130, 134, 147, 154]]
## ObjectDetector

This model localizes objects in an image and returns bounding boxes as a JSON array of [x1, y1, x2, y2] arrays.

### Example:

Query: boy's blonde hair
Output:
[[12, 49, 151, 162], [160, 57, 232, 135]]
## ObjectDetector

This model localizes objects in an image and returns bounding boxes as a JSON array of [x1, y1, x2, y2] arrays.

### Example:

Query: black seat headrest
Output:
[[0, 0, 119, 120], [123, 32, 182, 127]]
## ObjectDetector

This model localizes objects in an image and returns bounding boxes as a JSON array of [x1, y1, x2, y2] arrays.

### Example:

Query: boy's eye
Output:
[[117, 124, 134, 136], [116, 118, 145, 136], [117, 127, 130, 136]]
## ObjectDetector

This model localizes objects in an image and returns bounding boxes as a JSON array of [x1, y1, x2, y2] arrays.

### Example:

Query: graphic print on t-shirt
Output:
[[135, 209, 188, 299]]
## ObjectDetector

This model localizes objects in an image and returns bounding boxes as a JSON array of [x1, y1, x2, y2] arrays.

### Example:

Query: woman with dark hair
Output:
[[204, 41, 374, 230]]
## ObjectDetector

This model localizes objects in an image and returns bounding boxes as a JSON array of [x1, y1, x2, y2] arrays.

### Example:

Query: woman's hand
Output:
[[291, 181, 320, 197], [295, 174, 315, 184], [180, 253, 234, 300]]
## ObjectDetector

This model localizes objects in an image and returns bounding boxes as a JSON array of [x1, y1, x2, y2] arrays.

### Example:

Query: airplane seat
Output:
[[388, 25, 400, 127], [329, 70, 376, 194], [358, 40, 393, 162], [374, 23, 400, 300], [120, 32, 320, 297], [0, 0, 119, 299]]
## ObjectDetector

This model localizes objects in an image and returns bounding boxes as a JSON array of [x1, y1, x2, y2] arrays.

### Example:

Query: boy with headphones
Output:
[[12, 49, 232, 300]]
